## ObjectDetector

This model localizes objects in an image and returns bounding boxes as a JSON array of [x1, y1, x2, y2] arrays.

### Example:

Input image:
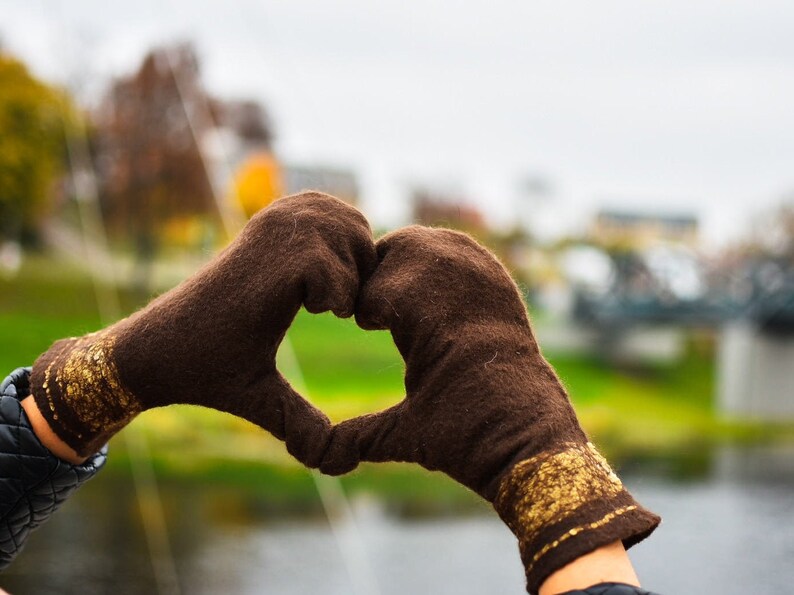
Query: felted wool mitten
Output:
[[320, 226, 660, 595], [31, 191, 377, 461]]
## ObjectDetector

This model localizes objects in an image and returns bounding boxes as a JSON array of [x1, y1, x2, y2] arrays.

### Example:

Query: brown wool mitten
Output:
[[31, 191, 377, 461], [320, 226, 660, 595]]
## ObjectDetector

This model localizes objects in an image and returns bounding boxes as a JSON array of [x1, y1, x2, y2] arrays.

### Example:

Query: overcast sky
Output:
[[2, 0, 793, 245]]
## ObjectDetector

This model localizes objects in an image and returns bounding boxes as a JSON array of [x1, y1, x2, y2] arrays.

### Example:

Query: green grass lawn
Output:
[[2, 254, 790, 497]]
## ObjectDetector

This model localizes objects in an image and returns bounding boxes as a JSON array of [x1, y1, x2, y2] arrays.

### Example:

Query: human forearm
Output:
[[538, 541, 640, 595]]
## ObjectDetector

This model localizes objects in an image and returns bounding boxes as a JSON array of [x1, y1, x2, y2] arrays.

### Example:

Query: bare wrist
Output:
[[538, 541, 640, 595], [20, 395, 88, 465]]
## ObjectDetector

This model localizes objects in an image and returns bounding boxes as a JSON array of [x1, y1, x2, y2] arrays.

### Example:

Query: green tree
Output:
[[0, 53, 70, 240]]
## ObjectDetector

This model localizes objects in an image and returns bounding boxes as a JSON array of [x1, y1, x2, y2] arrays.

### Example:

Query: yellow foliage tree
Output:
[[230, 152, 284, 219], [0, 53, 75, 238]]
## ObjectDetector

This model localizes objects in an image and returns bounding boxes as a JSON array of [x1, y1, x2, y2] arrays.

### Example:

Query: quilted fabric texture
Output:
[[559, 582, 660, 595], [0, 367, 107, 571]]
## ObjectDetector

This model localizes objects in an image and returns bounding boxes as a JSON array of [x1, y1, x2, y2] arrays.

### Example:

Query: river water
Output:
[[3, 446, 793, 594]]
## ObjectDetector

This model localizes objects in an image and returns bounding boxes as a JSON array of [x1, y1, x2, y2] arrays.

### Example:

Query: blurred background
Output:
[[1, 1, 794, 593]]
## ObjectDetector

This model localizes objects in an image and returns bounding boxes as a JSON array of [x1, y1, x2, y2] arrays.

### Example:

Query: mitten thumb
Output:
[[319, 401, 411, 475], [303, 242, 369, 318], [225, 374, 334, 468]]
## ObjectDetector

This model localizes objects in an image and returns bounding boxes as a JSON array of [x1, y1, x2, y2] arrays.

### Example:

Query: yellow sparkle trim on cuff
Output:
[[525, 505, 638, 575], [47, 332, 141, 438], [495, 442, 625, 546]]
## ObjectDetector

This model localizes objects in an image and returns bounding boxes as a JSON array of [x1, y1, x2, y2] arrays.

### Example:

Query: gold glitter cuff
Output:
[[40, 331, 141, 451], [495, 442, 624, 541], [494, 441, 661, 594]]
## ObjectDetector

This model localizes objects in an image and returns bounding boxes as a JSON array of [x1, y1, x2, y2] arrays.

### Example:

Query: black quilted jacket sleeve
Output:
[[0, 367, 107, 571]]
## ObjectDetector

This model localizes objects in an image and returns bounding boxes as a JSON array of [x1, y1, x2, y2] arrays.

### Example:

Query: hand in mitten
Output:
[[321, 226, 660, 594], [31, 191, 377, 464]]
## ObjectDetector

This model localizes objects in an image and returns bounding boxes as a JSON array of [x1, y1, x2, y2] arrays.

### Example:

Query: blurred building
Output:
[[203, 99, 275, 184], [412, 189, 487, 235], [720, 321, 794, 419], [283, 165, 359, 206], [591, 209, 699, 248]]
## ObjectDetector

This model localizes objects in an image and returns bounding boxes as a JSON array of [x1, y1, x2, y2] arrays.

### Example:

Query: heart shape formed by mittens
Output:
[[26, 192, 660, 595]]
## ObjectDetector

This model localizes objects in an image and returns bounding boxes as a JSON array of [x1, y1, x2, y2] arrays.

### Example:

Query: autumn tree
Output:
[[94, 43, 214, 251], [231, 152, 283, 219], [0, 53, 72, 242], [94, 43, 274, 257]]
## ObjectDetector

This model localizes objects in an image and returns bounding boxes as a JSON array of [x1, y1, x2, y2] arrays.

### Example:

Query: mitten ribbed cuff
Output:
[[493, 442, 660, 595]]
